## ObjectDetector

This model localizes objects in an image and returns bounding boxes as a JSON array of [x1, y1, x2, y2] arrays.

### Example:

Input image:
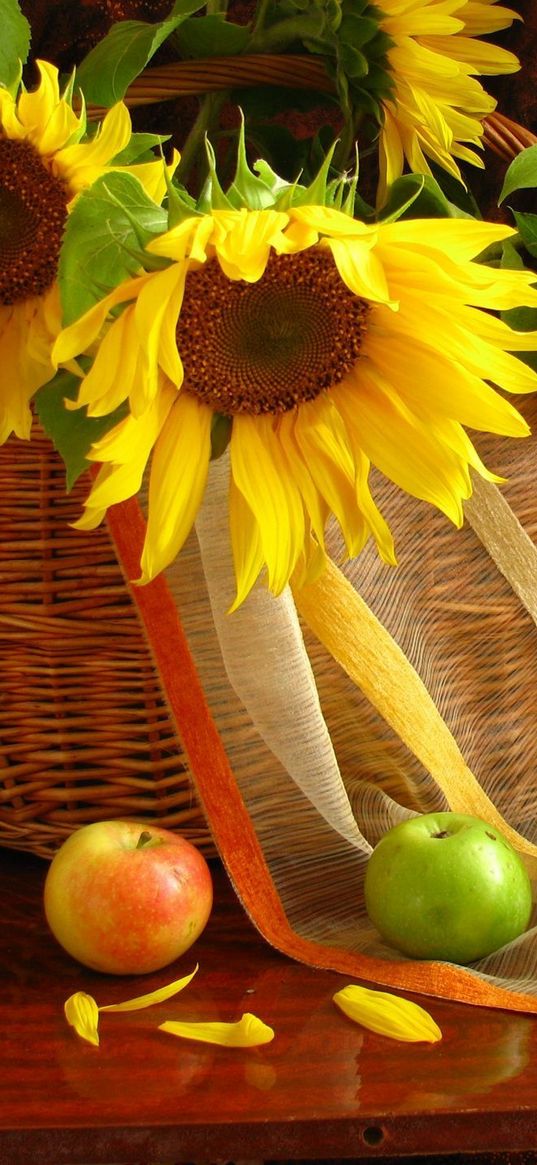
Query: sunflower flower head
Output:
[[0, 58, 178, 444], [375, 0, 522, 202], [51, 138, 537, 610]]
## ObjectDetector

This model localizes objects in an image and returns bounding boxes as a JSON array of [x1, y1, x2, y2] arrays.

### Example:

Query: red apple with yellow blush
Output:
[[44, 821, 213, 974]]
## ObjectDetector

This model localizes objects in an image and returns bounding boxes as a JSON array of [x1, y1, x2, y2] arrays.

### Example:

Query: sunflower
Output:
[[0, 59, 177, 444], [376, 0, 521, 202], [52, 201, 537, 609]]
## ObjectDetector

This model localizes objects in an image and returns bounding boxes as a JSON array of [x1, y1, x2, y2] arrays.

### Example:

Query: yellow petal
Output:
[[140, 391, 212, 583], [331, 370, 468, 527], [432, 33, 519, 74], [378, 106, 405, 204], [278, 409, 327, 554], [214, 208, 289, 282], [378, 217, 516, 262], [56, 102, 131, 190], [328, 238, 397, 308], [333, 985, 442, 1044], [52, 272, 152, 366], [228, 472, 266, 612], [293, 395, 368, 558], [159, 1012, 275, 1047], [289, 205, 377, 240], [147, 215, 214, 263], [64, 991, 100, 1047], [231, 414, 305, 595], [115, 150, 180, 206], [135, 260, 186, 395], [100, 965, 199, 1013], [457, 1, 520, 35]]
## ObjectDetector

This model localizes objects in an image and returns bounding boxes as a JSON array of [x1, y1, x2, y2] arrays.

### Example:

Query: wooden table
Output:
[[2, 847, 537, 1165]]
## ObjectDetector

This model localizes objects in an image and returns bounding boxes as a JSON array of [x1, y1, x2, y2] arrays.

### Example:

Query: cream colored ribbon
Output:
[[193, 453, 371, 852], [464, 475, 537, 625]]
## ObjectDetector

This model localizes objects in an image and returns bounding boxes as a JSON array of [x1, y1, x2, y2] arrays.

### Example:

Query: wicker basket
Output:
[[2, 53, 533, 862], [0, 425, 215, 859]]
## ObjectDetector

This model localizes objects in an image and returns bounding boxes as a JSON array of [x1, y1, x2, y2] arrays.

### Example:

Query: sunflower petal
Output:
[[375, 0, 520, 195], [333, 985, 442, 1044], [159, 1012, 275, 1047], [214, 208, 289, 281], [135, 261, 186, 397], [52, 273, 152, 367], [231, 414, 305, 595], [332, 370, 469, 526], [118, 150, 180, 206], [140, 392, 212, 583], [56, 103, 131, 189], [64, 992, 100, 1047], [293, 396, 369, 558], [228, 472, 266, 611], [100, 966, 199, 1013]]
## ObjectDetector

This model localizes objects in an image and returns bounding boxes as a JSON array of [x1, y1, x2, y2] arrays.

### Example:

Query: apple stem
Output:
[[136, 830, 154, 849]]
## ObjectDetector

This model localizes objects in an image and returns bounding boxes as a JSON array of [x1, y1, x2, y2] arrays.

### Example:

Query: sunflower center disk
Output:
[[0, 138, 68, 305], [177, 249, 369, 415]]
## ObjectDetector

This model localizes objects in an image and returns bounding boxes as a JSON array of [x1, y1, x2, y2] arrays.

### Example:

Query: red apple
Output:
[[43, 821, 213, 974]]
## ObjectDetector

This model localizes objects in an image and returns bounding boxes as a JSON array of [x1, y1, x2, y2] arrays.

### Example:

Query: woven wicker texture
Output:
[[0, 426, 214, 860]]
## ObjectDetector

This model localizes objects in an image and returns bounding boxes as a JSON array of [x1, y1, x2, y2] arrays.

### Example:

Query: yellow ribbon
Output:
[[293, 553, 537, 877]]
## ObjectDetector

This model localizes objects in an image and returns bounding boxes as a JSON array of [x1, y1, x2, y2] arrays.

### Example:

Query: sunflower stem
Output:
[[333, 109, 364, 174], [247, 14, 319, 53], [247, 0, 273, 44], [175, 90, 229, 188]]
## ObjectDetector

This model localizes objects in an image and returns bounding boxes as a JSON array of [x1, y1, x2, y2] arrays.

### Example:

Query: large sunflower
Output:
[[0, 59, 177, 443], [53, 203, 537, 608], [376, 0, 521, 202]]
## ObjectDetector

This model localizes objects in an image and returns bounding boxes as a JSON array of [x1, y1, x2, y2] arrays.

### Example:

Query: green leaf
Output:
[[501, 239, 537, 332], [58, 171, 168, 325], [513, 211, 537, 259], [201, 137, 235, 210], [248, 122, 310, 185], [165, 175, 200, 228], [500, 237, 525, 270], [111, 131, 171, 165], [376, 172, 461, 222], [498, 145, 537, 204], [173, 15, 250, 58], [377, 174, 426, 223], [339, 42, 369, 79], [0, 0, 30, 94], [35, 369, 127, 490], [75, 0, 205, 106], [339, 13, 380, 48], [295, 138, 338, 205], [226, 117, 277, 209]]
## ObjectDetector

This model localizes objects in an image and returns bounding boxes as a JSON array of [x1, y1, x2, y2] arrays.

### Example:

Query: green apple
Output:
[[364, 811, 533, 964]]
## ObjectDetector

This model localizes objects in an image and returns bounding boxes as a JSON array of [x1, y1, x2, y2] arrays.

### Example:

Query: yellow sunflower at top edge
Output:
[[52, 203, 537, 610], [375, 0, 521, 202], [0, 59, 178, 444]]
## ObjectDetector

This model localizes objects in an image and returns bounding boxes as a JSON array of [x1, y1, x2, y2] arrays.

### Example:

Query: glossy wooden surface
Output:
[[3, 847, 537, 1165]]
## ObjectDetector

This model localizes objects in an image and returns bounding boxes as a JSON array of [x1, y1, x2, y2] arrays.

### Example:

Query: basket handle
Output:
[[89, 53, 534, 163]]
